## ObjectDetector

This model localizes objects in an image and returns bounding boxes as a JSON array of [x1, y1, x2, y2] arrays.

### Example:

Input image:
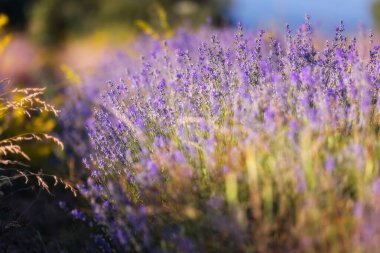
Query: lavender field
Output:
[[1, 1, 380, 253]]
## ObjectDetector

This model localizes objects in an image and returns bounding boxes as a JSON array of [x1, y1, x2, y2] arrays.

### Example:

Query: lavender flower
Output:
[[76, 17, 380, 252]]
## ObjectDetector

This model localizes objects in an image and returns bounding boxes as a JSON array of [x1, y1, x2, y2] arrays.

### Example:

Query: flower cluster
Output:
[[83, 18, 380, 252]]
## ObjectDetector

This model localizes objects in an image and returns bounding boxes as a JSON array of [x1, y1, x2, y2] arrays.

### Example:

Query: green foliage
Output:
[[30, 0, 229, 47], [0, 15, 74, 194], [373, 1, 380, 29]]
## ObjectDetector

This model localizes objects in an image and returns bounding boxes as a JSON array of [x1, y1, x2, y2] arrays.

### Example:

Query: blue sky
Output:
[[229, 0, 376, 33]]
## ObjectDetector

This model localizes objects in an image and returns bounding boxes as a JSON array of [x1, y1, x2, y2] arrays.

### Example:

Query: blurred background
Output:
[[231, 0, 377, 33], [1, 0, 380, 85], [1, 0, 380, 251]]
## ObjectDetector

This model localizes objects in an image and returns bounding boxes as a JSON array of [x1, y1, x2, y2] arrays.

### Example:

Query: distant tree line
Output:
[[373, 1, 380, 30], [0, 0, 230, 47]]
